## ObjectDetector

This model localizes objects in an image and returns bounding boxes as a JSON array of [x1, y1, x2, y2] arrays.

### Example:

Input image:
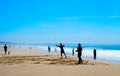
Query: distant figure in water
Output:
[[72, 48, 74, 56], [29, 47, 32, 50], [4, 44, 8, 55], [76, 43, 83, 64], [55, 48, 57, 52], [93, 49, 97, 60], [48, 46, 51, 53], [55, 43, 67, 59]]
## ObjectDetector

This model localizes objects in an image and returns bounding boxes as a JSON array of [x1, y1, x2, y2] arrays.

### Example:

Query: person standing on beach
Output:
[[72, 48, 74, 56], [76, 43, 83, 64], [48, 46, 51, 53], [4, 44, 8, 55], [55, 43, 67, 59], [93, 49, 97, 60]]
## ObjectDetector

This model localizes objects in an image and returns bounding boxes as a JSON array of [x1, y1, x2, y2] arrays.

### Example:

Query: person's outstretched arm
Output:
[[55, 44, 59, 47], [76, 50, 78, 52], [76, 47, 78, 52]]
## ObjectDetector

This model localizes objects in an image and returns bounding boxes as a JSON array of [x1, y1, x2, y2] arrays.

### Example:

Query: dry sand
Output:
[[0, 45, 120, 76]]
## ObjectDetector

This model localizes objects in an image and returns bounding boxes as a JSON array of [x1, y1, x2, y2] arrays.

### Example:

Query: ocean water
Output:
[[31, 44, 120, 64]]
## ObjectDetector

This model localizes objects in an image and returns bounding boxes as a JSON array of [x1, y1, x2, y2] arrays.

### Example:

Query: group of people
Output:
[[55, 43, 83, 64], [48, 43, 97, 64], [3, 43, 96, 64]]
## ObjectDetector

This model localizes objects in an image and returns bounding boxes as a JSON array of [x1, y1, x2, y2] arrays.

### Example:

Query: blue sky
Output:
[[0, 0, 120, 44]]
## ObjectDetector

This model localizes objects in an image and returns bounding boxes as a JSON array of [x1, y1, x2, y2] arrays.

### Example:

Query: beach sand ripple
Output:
[[0, 55, 109, 66]]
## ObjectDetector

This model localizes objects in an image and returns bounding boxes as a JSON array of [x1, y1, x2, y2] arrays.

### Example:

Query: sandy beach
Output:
[[0, 45, 120, 76]]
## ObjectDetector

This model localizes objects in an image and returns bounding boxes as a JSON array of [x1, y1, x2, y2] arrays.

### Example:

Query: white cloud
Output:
[[56, 16, 120, 20], [57, 16, 96, 20]]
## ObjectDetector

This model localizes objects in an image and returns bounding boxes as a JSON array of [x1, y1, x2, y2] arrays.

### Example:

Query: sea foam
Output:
[[34, 45, 120, 63]]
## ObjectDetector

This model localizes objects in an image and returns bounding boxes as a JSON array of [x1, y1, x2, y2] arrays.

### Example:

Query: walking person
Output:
[[4, 44, 8, 55], [76, 43, 83, 64], [93, 49, 97, 60], [55, 43, 67, 59]]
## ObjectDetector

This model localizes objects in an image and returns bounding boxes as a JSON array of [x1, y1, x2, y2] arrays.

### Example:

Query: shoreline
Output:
[[34, 45, 120, 64], [0, 45, 120, 76], [0, 45, 114, 65], [0, 44, 119, 64]]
